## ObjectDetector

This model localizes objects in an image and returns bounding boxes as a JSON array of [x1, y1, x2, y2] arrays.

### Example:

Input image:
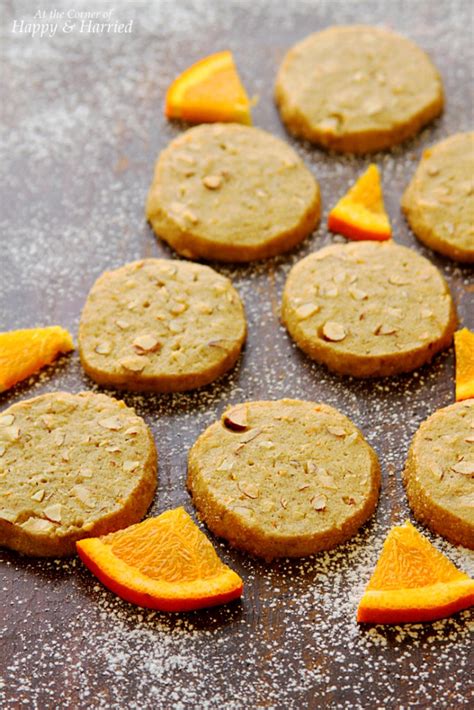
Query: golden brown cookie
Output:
[[146, 123, 320, 261], [79, 259, 246, 392], [187, 399, 381, 560], [275, 26, 443, 153], [403, 399, 474, 549], [0, 392, 157, 556], [281, 241, 456, 378], [402, 133, 474, 262]]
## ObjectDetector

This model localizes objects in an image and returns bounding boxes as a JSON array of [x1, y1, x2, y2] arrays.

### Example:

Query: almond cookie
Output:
[[281, 242, 456, 378], [79, 259, 246, 392], [0, 392, 157, 556], [187, 399, 381, 560], [275, 26, 443, 153], [146, 123, 320, 261], [402, 133, 474, 263], [403, 399, 474, 549]]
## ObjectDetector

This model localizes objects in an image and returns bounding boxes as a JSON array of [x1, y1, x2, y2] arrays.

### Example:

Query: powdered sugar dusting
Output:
[[1, 0, 473, 707]]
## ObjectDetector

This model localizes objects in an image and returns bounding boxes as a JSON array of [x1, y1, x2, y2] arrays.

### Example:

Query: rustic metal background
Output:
[[1, 1, 473, 708]]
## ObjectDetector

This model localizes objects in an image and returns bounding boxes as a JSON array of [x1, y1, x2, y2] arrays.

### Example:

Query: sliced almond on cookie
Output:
[[43, 503, 62, 523], [98, 416, 123, 431], [123, 461, 140, 473], [119, 357, 147, 373], [327, 426, 346, 437], [0, 414, 15, 427], [374, 324, 397, 336], [223, 405, 249, 431], [238, 482, 259, 499], [202, 175, 223, 190], [451, 461, 474, 476], [311, 494, 327, 511], [95, 342, 112, 355], [71, 485, 95, 507], [30, 489, 45, 502], [21, 517, 55, 534], [322, 322, 346, 342], [133, 334, 161, 354], [295, 303, 320, 320]]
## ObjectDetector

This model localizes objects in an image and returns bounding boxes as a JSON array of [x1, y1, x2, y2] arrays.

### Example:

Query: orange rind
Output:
[[454, 328, 474, 401], [77, 507, 243, 611], [165, 50, 252, 125], [328, 164, 391, 241], [0, 326, 74, 392], [357, 521, 474, 623]]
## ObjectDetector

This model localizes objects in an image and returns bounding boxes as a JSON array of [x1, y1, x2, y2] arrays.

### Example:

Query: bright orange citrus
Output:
[[328, 164, 392, 241], [0, 326, 74, 392], [77, 507, 243, 611], [357, 521, 474, 623], [165, 51, 252, 125], [454, 328, 474, 401]]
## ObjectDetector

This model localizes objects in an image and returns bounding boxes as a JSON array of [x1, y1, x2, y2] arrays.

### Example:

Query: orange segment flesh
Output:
[[357, 521, 474, 623], [328, 164, 391, 241], [76, 508, 243, 611], [165, 51, 252, 125], [0, 326, 74, 392], [454, 328, 474, 401]]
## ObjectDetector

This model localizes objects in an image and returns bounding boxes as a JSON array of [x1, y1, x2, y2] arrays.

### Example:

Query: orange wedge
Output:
[[165, 51, 252, 125], [0, 326, 74, 392], [328, 164, 391, 241], [454, 328, 474, 401], [77, 508, 243, 611], [357, 521, 474, 623]]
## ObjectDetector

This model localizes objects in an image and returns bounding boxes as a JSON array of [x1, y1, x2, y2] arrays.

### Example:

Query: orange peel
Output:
[[357, 521, 474, 623], [0, 326, 74, 392], [328, 164, 391, 241], [454, 328, 474, 401], [165, 50, 252, 125], [77, 507, 243, 611]]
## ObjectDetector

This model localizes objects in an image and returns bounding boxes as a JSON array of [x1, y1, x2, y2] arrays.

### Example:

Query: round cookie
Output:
[[403, 399, 474, 549], [275, 25, 443, 153], [79, 259, 246, 392], [187, 399, 381, 560], [0, 392, 157, 556], [281, 241, 457, 378], [145, 123, 320, 262], [402, 133, 474, 263]]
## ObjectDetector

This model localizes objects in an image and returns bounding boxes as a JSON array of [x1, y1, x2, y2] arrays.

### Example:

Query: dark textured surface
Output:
[[1, 1, 473, 708]]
